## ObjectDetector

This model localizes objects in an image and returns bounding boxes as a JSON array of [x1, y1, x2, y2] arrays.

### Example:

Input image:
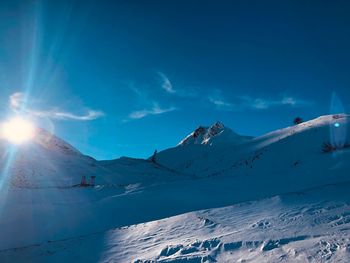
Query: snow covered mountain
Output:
[[156, 114, 350, 179], [1, 114, 350, 262], [156, 121, 253, 175], [1, 127, 180, 188], [177, 121, 252, 146], [1, 127, 102, 188]]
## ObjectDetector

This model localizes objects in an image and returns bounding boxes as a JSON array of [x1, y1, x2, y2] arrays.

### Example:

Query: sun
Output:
[[1, 117, 35, 144]]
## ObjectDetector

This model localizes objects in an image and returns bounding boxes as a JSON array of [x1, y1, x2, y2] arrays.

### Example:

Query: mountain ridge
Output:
[[1, 114, 350, 255], [177, 121, 253, 147]]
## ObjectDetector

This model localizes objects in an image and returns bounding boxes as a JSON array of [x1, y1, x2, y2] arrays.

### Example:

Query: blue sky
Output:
[[0, 0, 350, 160]]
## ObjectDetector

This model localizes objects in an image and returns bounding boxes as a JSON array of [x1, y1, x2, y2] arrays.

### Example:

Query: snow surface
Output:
[[2, 182, 350, 262], [1, 114, 350, 262]]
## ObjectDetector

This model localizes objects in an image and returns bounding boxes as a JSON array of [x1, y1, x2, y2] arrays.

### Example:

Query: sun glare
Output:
[[1, 117, 35, 144]]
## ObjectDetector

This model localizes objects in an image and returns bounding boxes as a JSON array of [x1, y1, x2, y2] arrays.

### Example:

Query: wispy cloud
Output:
[[9, 92, 104, 121], [281, 96, 301, 106], [207, 89, 236, 111], [238, 95, 310, 110], [208, 97, 235, 111], [157, 71, 198, 97], [157, 71, 176, 94], [10, 92, 24, 109], [208, 92, 311, 111], [128, 103, 176, 120], [30, 109, 104, 121]]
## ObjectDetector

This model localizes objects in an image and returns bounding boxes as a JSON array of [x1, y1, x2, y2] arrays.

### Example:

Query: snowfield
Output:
[[2, 183, 350, 262], [0, 114, 350, 262]]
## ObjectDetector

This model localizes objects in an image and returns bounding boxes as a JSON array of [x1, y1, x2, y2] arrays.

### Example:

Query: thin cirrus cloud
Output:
[[208, 97, 235, 110], [29, 109, 104, 121], [128, 103, 176, 120], [238, 95, 311, 110], [157, 71, 176, 94], [9, 92, 104, 121], [208, 93, 311, 111], [10, 92, 23, 109], [125, 74, 179, 121], [157, 71, 198, 97], [129, 71, 310, 121]]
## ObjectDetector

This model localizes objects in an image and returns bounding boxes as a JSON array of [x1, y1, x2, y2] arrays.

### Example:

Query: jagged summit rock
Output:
[[178, 121, 252, 146]]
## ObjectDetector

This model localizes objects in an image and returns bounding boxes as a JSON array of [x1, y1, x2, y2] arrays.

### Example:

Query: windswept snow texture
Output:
[[1, 114, 350, 262], [2, 183, 350, 262]]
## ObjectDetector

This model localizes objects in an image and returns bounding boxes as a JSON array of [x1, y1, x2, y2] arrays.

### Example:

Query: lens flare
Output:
[[329, 93, 347, 148], [1, 117, 35, 144]]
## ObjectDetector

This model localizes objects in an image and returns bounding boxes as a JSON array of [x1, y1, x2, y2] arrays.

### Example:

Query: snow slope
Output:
[[2, 182, 350, 262], [0, 114, 350, 262], [2, 128, 180, 188], [0, 127, 99, 188], [156, 114, 350, 178], [0, 128, 183, 249]]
